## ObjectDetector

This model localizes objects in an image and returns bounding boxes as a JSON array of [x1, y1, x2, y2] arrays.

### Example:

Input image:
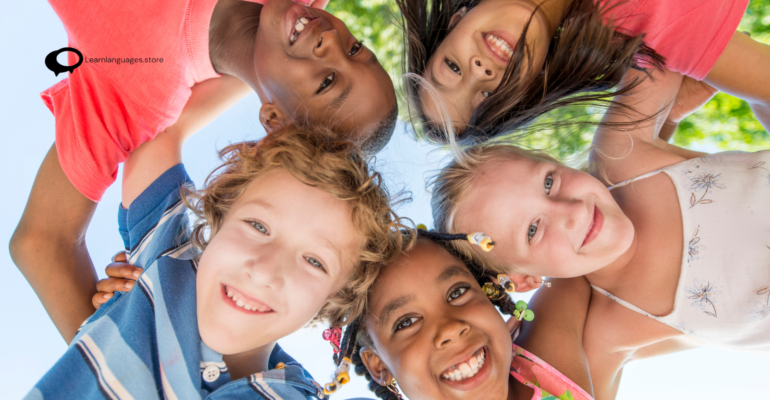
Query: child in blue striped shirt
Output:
[[21, 78, 409, 399]]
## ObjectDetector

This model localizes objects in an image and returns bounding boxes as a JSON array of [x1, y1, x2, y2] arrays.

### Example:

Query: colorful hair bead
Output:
[[323, 357, 352, 395], [482, 282, 505, 301], [496, 274, 516, 293], [323, 327, 342, 354], [467, 232, 494, 252], [513, 300, 535, 321]]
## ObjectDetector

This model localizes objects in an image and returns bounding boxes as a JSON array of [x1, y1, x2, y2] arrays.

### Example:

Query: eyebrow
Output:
[[377, 294, 415, 325], [244, 199, 277, 213], [328, 82, 353, 111], [437, 264, 472, 283], [319, 235, 343, 273]]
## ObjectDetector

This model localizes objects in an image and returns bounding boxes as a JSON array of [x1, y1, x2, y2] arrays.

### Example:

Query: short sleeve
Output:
[[117, 164, 192, 254]]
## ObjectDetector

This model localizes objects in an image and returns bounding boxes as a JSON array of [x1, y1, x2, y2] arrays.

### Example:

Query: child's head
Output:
[[214, 0, 398, 153], [395, 0, 663, 143], [431, 144, 635, 283], [333, 236, 520, 400], [185, 125, 408, 355]]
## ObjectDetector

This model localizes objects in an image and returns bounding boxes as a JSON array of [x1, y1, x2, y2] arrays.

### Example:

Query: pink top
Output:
[[510, 344, 594, 400], [608, 0, 749, 80], [41, 0, 222, 201]]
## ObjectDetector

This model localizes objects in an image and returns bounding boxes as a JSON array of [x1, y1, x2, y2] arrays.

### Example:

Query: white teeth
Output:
[[299, 17, 309, 24], [441, 349, 486, 382], [226, 287, 268, 312], [295, 21, 305, 32], [485, 34, 513, 60]]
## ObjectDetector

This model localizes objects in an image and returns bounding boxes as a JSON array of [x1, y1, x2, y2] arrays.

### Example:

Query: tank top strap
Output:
[[606, 169, 666, 191], [590, 284, 662, 322]]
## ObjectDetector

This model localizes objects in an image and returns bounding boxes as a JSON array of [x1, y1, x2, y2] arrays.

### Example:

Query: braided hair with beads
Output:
[[326, 229, 519, 399]]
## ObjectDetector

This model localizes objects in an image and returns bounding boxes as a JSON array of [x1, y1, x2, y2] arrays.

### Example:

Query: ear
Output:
[[507, 273, 545, 293], [359, 347, 393, 387], [258, 103, 288, 133], [448, 7, 467, 29]]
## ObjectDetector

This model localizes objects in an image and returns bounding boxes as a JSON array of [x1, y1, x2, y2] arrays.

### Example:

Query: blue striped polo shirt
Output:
[[25, 164, 326, 400]]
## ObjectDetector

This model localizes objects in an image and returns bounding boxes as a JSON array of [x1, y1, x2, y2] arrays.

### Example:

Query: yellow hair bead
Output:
[[416, 224, 427, 230], [324, 382, 338, 395], [496, 274, 516, 293], [275, 362, 286, 370], [467, 232, 494, 252]]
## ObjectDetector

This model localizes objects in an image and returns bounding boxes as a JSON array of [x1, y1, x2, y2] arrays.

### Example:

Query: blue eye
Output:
[[394, 316, 419, 332], [304, 256, 326, 272], [447, 286, 468, 302], [528, 221, 539, 242], [544, 174, 553, 194], [251, 221, 269, 235]]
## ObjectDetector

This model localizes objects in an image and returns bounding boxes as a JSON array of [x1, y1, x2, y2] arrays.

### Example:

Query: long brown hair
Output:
[[396, 0, 666, 143]]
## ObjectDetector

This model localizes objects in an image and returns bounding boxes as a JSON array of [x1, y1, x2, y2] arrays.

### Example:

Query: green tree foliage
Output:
[[330, 0, 770, 157]]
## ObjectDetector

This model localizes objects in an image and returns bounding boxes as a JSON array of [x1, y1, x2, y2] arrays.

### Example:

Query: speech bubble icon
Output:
[[45, 47, 83, 76]]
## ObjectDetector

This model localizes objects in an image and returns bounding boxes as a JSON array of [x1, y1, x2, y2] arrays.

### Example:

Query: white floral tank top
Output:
[[592, 150, 770, 352]]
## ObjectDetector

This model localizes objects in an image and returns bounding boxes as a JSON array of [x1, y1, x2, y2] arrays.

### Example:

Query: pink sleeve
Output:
[[510, 344, 594, 400], [610, 0, 749, 80], [246, 0, 328, 9], [41, 62, 178, 202]]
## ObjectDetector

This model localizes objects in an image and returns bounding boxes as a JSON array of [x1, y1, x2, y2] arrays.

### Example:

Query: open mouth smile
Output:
[[287, 8, 318, 46], [222, 284, 274, 314], [483, 33, 514, 63], [439, 346, 491, 391]]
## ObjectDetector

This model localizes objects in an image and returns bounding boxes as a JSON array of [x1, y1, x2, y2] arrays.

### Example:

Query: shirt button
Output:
[[202, 365, 221, 382]]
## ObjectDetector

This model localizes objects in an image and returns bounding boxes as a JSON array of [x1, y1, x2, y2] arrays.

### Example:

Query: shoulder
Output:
[[119, 164, 194, 262], [208, 363, 324, 400]]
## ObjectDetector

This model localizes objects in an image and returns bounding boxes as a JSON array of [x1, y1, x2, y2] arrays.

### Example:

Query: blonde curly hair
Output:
[[183, 124, 414, 326]]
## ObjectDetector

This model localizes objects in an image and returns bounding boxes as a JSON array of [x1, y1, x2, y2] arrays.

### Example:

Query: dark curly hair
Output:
[[327, 230, 518, 399]]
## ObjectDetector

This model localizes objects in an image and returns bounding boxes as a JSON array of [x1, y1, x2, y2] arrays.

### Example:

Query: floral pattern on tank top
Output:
[[593, 150, 770, 352]]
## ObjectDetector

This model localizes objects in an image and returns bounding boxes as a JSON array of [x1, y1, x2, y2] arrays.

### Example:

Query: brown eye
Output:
[[317, 72, 334, 94], [349, 42, 364, 56], [445, 58, 461, 75]]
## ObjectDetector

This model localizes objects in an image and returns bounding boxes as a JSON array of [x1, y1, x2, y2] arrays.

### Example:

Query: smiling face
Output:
[[421, 0, 552, 132], [453, 155, 635, 278], [253, 0, 396, 140], [196, 169, 364, 355], [360, 239, 513, 400]]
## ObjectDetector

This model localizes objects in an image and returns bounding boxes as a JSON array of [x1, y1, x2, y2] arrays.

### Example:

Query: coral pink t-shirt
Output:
[[41, 0, 222, 201], [608, 0, 749, 80]]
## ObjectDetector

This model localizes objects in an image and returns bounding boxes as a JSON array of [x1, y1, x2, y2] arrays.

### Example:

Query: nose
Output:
[[469, 56, 496, 81], [554, 197, 587, 231], [312, 28, 345, 60], [244, 246, 288, 290], [433, 317, 471, 349]]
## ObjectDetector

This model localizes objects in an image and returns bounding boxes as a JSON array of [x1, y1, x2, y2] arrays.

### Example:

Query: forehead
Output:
[[369, 240, 472, 309], [454, 155, 545, 227], [230, 168, 362, 248]]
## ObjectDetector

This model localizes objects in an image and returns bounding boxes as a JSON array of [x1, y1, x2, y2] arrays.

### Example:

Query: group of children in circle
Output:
[[13, 0, 770, 399]]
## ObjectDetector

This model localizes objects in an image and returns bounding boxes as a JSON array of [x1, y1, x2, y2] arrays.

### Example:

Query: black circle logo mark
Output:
[[45, 47, 83, 76]]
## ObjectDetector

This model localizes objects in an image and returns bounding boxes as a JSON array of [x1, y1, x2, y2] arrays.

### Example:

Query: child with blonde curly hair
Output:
[[19, 84, 409, 398]]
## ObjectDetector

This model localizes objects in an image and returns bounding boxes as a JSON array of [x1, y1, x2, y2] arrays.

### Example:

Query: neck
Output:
[[209, 0, 262, 83], [222, 341, 276, 380]]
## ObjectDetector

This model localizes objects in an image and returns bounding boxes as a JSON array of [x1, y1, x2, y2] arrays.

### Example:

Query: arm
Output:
[[9, 74, 250, 343], [122, 74, 250, 206], [705, 31, 770, 132], [658, 76, 719, 142], [513, 277, 594, 396]]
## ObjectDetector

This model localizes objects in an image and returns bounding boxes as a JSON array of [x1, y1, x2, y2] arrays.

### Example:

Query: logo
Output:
[[45, 47, 83, 76]]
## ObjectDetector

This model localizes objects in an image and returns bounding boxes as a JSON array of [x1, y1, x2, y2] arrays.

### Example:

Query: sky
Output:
[[1, 1, 768, 399]]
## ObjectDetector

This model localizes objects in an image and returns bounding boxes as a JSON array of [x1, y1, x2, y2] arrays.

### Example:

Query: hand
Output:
[[667, 76, 719, 124], [91, 251, 143, 309]]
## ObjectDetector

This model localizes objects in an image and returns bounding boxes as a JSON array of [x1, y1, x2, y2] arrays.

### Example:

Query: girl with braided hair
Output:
[[325, 232, 594, 400]]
